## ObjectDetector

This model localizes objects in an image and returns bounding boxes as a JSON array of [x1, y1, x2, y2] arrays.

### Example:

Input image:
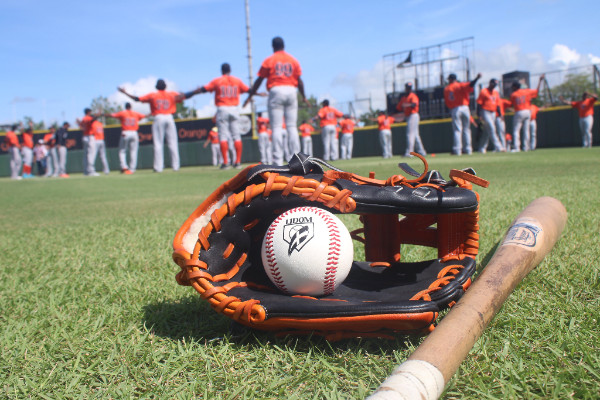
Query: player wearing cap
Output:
[[298, 120, 315, 157], [396, 82, 426, 157], [186, 63, 250, 169], [444, 72, 481, 155], [203, 127, 222, 166], [510, 74, 545, 152], [243, 36, 310, 166], [256, 112, 272, 164], [108, 103, 146, 174], [4, 125, 22, 180], [77, 108, 99, 176], [91, 119, 110, 175], [338, 115, 357, 160], [55, 122, 70, 177], [316, 100, 344, 161], [372, 111, 396, 159], [43, 127, 58, 177], [21, 123, 35, 178], [476, 78, 504, 152], [559, 91, 598, 148], [119, 79, 183, 172]]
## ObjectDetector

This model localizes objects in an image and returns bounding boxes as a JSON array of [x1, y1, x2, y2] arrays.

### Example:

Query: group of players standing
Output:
[[5, 35, 598, 179]]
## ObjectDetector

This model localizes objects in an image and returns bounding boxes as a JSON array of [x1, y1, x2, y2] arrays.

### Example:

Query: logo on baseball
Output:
[[261, 207, 354, 296]]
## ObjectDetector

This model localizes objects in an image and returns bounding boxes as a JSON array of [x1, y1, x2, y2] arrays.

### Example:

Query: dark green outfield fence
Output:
[[1, 105, 597, 177]]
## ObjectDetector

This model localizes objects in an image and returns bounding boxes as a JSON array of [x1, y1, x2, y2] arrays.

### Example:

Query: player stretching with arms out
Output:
[[107, 103, 146, 174], [243, 36, 310, 166], [444, 72, 481, 155], [119, 79, 183, 172]]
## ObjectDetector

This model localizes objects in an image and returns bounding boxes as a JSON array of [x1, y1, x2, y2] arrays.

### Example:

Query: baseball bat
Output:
[[367, 196, 567, 400]]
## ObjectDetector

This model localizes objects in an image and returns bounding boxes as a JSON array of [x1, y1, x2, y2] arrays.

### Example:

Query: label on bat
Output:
[[503, 218, 542, 248]]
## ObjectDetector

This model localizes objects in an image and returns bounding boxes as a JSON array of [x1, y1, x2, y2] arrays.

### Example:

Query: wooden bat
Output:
[[367, 196, 567, 400]]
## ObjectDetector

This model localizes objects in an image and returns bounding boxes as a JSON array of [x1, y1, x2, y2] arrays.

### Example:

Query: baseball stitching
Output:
[[264, 207, 342, 295]]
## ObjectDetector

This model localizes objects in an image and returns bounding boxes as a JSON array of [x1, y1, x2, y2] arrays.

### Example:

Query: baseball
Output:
[[261, 206, 354, 297]]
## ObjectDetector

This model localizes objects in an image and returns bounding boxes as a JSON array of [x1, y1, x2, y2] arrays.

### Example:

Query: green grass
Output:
[[1, 148, 598, 399]]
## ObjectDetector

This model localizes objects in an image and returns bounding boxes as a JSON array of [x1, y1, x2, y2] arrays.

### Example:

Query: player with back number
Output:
[[243, 36, 310, 166], [444, 72, 481, 155], [107, 102, 146, 174], [509, 74, 545, 152]]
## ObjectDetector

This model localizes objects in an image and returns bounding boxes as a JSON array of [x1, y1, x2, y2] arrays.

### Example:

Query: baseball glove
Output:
[[172, 153, 489, 340]]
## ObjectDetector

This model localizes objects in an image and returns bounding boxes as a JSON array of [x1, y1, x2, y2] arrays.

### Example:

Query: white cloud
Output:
[[549, 44, 581, 66]]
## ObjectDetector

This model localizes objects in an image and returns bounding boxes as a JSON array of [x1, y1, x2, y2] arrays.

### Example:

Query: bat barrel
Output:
[[367, 196, 567, 400]]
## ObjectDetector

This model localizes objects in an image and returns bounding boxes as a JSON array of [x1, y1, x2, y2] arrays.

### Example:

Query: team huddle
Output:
[[4, 36, 598, 179]]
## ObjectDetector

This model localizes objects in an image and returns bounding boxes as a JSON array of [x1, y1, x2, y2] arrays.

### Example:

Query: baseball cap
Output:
[[448, 73, 457, 80]]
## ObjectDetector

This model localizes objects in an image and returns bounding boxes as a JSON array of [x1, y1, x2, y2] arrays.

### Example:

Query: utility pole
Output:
[[245, 0, 256, 137]]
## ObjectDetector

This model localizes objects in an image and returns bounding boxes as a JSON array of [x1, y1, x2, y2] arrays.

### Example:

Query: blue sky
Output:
[[1, 0, 599, 126]]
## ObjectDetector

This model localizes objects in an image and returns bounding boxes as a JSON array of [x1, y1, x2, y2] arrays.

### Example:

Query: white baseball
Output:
[[261, 206, 354, 296]]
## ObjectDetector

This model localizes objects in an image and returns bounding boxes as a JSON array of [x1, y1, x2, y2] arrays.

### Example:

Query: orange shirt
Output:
[[477, 88, 500, 112], [80, 115, 95, 136], [208, 129, 219, 144], [257, 117, 269, 133], [317, 106, 343, 127], [91, 120, 104, 140], [111, 110, 146, 131], [510, 89, 538, 112], [339, 118, 356, 134], [22, 131, 34, 149], [498, 98, 512, 117], [571, 97, 596, 118], [396, 92, 419, 116], [298, 123, 314, 137], [44, 132, 55, 147], [258, 50, 302, 90], [377, 115, 395, 130], [204, 75, 249, 106], [139, 90, 181, 115], [4, 131, 20, 148], [444, 81, 473, 109], [530, 104, 539, 120]]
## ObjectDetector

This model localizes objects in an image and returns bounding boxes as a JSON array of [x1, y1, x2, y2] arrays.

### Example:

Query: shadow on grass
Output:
[[142, 295, 420, 355], [477, 240, 501, 273]]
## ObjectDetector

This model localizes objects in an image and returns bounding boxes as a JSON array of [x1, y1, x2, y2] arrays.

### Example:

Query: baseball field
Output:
[[1, 147, 598, 399]]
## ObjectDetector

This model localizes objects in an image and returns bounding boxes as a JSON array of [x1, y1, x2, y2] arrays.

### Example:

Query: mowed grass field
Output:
[[1, 147, 598, 399]]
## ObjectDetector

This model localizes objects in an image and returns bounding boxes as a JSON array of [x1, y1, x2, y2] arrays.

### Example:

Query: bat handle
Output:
[[367, 197, 567, 400]]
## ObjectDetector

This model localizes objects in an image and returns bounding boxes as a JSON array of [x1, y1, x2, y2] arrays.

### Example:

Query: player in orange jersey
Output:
[[119, 79, 184, 172], [203, 127, 222, 166], [560, 91, 598, 148], [186, 63, 251, 169], [444, 72, 481, 155], [496, 97, 512, 151], [338, 115, 357, 160], [509, 74, 545, 152], [243, 37, 310, 166], [4, 124, 22, 179], [396, 82, 426, 157], [298, 120, 315, 157], [371, 111, 396, 158], [91, 119, 110, 175], [43, 127, 58, 177], [476, 78, 504, 152], [108, 102, 147, 174], [316, 100, 344, 161], [256, 112, 272, 164], [77, 108, 99, 176], [21, 122, 35, 178]]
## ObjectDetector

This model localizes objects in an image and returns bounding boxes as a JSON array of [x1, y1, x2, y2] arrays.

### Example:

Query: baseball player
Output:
[[298, 120, 315, 157], [55, 122, 70, 177], [373, 111, 396, 158], [77, 108, 99, 176], [444, 72, 481, 155], [476, 78, 504, 152], [108, 103, 146, 174], [186, 63, 250, 169], [338, 115, 357, 160], [4, 125, 22, 180], [256, 112, 272, 164], [43, 127, 58, 177], [118, 79, 183, 172], [203, 127, 222, 166], [396, 82, 426, 157], [560, 91, 598, 148], [316, 100, 344, 161], [529, 104, 540, 150], [21, 123, 35, 178], [495, 98, 512, 151], [509, 74, 545, 152], [92, 119, 110, 174], [243, 36, 310, 166]]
